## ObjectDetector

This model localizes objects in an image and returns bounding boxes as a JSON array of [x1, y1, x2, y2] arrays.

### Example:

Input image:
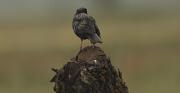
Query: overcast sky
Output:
[[1, 0, 179, 11], [0, 0, 179, 21]]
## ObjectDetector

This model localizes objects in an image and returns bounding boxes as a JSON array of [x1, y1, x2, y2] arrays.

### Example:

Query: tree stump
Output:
[[51, 46, 129, 93]]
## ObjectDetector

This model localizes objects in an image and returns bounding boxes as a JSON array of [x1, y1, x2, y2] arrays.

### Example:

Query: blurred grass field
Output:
[[0, 15, 180, 93]]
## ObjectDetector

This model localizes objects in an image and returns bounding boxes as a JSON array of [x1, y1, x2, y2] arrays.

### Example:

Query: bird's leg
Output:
[[92, 43, 96, 48], [80, 39, 83, 50], [76, 39, 83, 61]]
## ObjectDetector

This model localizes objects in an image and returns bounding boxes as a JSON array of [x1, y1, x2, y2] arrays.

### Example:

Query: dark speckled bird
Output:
[[72, 7, 102, 50]]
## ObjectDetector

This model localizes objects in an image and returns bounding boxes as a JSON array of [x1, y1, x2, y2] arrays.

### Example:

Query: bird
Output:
[[72, 7, 102, 50]]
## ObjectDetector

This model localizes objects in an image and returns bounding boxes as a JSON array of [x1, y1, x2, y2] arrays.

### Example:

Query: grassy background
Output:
[[0, 1, 180, 93]]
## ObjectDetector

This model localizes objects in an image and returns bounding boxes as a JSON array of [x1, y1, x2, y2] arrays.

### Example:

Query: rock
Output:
[[51, 46, 129, 93]]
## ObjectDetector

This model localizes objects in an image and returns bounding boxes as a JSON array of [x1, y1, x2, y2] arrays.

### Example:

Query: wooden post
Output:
[[51, 46, 129, 93]]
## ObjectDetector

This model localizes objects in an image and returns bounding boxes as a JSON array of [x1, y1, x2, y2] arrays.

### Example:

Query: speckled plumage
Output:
[[72, 8, 102, 49]]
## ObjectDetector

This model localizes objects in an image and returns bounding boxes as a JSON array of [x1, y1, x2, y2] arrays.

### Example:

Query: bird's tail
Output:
[[89, 34, 103, 44]]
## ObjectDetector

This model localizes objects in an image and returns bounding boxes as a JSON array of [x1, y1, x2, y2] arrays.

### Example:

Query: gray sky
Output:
[[0, 0, 179, 22]]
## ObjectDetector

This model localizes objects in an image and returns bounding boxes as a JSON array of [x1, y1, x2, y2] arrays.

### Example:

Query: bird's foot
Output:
[[80, 47, 83, 51], [92, 44, 96, 48]]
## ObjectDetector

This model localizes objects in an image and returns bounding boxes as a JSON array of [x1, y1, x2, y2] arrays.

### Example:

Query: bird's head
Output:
[[76, 7, 87, 14]]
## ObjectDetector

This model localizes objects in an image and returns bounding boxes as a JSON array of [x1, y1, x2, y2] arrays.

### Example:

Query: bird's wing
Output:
[[94, 23, 101, 38], [89, 16, 101, 38], [72, 15, 80, 32]]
